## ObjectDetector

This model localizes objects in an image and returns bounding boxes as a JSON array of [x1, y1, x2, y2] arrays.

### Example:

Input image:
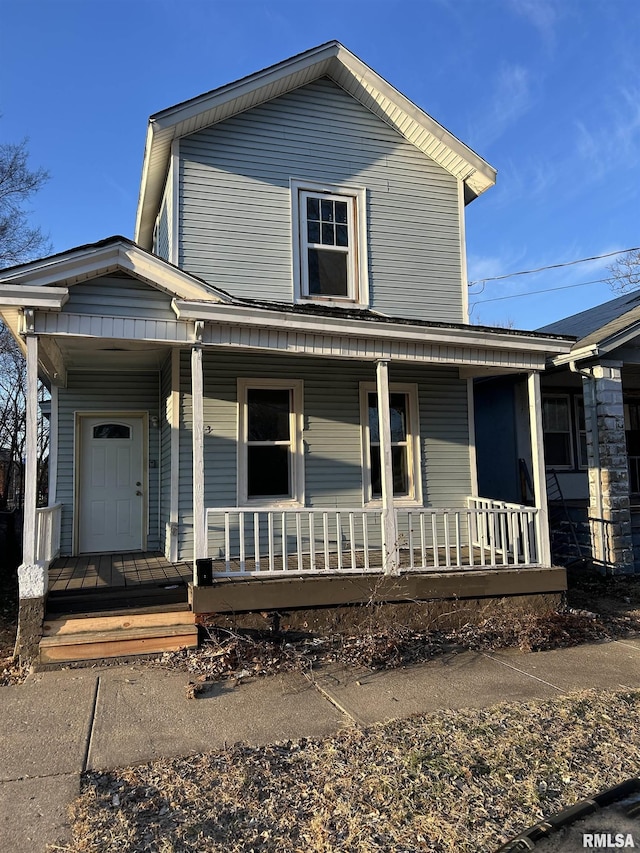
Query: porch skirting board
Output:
[[189, 566, 566, 615]]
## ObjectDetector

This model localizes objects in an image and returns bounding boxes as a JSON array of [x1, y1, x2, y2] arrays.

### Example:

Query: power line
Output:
[[470, 276, 612, 307], [467, 246, 640, 287]]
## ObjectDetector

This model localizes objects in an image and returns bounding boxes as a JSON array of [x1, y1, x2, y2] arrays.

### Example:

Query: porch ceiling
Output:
[[42, 337, 170, 376]]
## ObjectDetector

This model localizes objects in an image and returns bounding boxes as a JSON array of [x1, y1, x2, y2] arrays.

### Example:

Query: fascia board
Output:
[[173, 301, 574, 356], [0, 245, 122, 286], [0, 284, 69, 308], [549, 343, 600, 367], [0, 241, 227, 303], [119, 245, 230, 302], [135, 41, 497, 247], [332, 45, 495, 191]]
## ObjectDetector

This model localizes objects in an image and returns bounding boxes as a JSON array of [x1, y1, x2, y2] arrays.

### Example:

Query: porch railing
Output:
[[35, 503, 62, 566], [205, 499, 540, 577], [466, 497, 539, 566], [206, 507, 383, 575]]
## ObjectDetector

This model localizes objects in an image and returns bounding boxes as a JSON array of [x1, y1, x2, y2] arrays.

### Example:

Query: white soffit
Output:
[[135, 41, 497, 248]]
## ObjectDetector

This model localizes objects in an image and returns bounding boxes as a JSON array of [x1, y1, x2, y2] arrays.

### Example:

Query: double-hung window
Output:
[[291, 179, 368, 305], [542, 395, 573, 469], [237, 379, 304, 505], [360, 383, 422, 504]]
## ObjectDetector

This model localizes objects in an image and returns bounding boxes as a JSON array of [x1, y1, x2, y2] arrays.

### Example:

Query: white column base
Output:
[[18, 562, 48, 599]]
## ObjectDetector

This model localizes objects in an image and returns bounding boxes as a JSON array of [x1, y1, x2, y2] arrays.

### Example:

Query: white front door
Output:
[[78, 415, 145, 553]]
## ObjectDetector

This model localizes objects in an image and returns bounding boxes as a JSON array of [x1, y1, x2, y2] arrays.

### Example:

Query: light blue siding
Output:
[[56, 371, 161, 555], [176, 350, 471, 560], [179, 78, 463, 323], [61, 274, 176, 320]]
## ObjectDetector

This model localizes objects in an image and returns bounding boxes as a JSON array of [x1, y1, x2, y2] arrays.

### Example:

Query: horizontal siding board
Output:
[[57, 371, 161, 555], [176, 351, 471, 561], [179, 78, 462, 324], [61, 274, 176, 320]]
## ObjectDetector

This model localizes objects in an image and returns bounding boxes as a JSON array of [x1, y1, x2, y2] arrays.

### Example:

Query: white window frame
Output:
[[237, 378, 304, 507], [542, 394, 574, 470], [359, 382, 422, 506], [291, 178, 369, 307], [574, 395, 588, 471]]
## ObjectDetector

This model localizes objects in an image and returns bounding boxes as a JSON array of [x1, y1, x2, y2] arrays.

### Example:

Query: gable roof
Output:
[[0, 236, 232, 303], [539, 289, 640, 362], [135, 41, 497, 249]]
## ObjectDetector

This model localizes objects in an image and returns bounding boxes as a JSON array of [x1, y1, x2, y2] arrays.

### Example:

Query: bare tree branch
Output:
[[607, 249, 640, 294]]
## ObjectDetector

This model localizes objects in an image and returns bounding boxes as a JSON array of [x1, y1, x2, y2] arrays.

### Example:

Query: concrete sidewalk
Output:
[[1, 637, 640, 852]]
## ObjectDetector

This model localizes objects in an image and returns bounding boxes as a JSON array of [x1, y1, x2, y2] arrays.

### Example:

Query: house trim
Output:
[[169, 348, 180, 562], [170, 141, 180, 266], [290, 178, 369, 308], [236, 378, 305, 508], [358, 381, 422, 507], [73, 411, 149, 556], [527, 372, 551, 567], [49, 385, 59, 506], [136, 41, 497, 248], [174, 301, 572, 358]]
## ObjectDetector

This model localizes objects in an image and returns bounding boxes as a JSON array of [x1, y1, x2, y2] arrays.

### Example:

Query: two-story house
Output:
[[0, 42, 572, 662]]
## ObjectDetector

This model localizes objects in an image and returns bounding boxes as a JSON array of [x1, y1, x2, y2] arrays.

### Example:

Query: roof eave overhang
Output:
[[173, 299, 574, 359], [0, 240, 231, 304], [0, 285, 69, 309], [134, 41, 496, 249]]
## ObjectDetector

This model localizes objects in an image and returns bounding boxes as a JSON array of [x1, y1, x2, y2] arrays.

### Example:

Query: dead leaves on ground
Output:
[[62, 689, 640, 853]]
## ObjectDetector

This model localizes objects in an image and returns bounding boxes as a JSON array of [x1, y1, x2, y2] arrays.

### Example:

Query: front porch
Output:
[[48, 551, 192, 593]]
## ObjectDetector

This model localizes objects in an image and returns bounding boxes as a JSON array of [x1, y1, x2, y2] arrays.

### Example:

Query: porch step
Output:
[[46, 582, 188, 617], [39, 609, 198, 664]]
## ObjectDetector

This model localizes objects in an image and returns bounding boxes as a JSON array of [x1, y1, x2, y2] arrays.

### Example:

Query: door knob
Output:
[[136, 491, 143, 496]]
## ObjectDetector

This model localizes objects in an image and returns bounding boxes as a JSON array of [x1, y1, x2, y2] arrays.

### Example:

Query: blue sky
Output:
[[2, 0, 639, 330]]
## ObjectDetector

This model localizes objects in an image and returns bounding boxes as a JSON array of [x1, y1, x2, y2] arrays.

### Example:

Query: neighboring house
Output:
[[537, 290, 640, 575], [0, 42, 572, 659], [476, 288, 640, 576]]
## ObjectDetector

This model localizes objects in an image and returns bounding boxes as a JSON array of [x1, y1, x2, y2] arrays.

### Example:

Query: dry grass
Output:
[[0, 564, 28, 686], [58, 689, 640, 853]]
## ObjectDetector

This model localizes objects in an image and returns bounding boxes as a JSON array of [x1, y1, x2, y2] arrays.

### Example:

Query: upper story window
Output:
[[291, 179, 368, 307]]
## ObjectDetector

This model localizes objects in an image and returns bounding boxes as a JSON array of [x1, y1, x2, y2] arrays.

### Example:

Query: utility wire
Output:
[[467, 246, 640, 287], [470, 277, 611, 306]]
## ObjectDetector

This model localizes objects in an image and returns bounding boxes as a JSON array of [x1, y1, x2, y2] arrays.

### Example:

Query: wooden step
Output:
[[39, 611, 198, 664], [43, 609, 196, 637]]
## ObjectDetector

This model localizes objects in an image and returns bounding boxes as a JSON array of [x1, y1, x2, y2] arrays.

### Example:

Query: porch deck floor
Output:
[[48, 552, 192, 593], [48, 547, 535, 594]]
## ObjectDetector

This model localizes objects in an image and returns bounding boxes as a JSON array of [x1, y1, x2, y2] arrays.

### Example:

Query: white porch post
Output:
[[527, 371, 551, 566], [168, 347, 180, 563], [191, 344, 205, 580], [15, 332, 45, 660], [22, 333, 39, 567], [376, 359, 399, 574]]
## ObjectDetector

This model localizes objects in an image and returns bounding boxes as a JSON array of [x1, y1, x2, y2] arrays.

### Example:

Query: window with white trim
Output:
[[574, 395, 588, 469], [237, 379, 304, 505], [291, 180, 368, 305], [542, 395, 573, 469], [360, 383, 422, 504]]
